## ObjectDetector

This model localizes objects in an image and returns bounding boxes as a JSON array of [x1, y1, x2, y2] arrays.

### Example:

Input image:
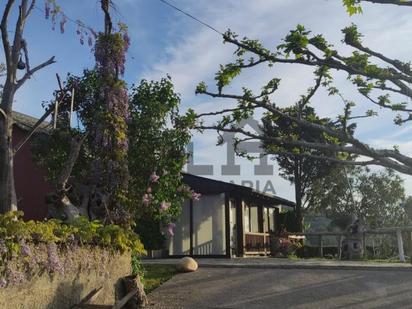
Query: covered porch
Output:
[[167, 174, 296, 258], [229, 192, 294, 257]]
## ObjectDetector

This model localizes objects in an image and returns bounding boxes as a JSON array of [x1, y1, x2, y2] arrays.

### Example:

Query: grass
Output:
[[142, 264, 177, 294], [286, 255, 407, 263]]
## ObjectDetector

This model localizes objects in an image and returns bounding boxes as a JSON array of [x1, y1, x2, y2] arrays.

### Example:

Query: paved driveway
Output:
[[148, 267, 412, 308]]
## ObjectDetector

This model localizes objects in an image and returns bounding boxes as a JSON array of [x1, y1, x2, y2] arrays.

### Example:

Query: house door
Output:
[[229, 199, 237, 257]]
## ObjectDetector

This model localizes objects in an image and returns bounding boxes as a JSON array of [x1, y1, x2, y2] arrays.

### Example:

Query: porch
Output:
[[168, 174, 295, 258]]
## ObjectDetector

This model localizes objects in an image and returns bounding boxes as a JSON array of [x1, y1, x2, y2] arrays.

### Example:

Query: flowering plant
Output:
[[0, 211, 145, 288]]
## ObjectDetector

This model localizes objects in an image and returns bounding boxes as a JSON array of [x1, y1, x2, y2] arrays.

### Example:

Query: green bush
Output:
[[0, 211, 145, 257]]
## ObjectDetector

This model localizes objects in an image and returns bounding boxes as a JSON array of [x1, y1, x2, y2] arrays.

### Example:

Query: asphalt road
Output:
[[148, 267, 412, 309]]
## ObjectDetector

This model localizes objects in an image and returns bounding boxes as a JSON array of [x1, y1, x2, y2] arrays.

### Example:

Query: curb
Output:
[[142, 260, 412, 272], [196, 262, 412, 272]]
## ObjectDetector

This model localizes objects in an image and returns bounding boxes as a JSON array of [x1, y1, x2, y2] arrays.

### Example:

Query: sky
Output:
[[2, 0, 412, 202]]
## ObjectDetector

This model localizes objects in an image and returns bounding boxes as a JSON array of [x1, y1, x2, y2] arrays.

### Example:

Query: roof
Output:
[[182, 173, 295, 208], [12, 111, 51, 132]]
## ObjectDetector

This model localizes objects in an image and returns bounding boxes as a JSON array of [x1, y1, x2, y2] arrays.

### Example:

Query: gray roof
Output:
[[182, 173, 295, 208], [12, 111, 51, 132]]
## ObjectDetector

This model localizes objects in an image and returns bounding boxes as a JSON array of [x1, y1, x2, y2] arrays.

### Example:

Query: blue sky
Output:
[[2, 0, 412, 201]]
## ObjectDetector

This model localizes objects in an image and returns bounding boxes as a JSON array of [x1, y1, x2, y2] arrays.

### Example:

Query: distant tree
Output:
[[308, 167, 408, 228], [262, 105, 340, 231]]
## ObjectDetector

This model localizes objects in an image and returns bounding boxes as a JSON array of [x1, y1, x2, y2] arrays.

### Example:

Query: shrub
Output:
[[0, 211, 145, 288]]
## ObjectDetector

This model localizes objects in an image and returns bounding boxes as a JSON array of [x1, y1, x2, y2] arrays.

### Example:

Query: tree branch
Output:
[[0, 0, 15, 70], [198, 123, 412, 174], [16, 56, 56, 89], [360, 0, 412, 6], [197, 87, 412, 174], [25, 0, 36, 18]]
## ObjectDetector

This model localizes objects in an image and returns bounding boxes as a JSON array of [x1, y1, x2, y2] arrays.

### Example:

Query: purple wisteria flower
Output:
[[6, 266, 25, 285], [142, 194, 151, 206], [0, 239, 8, 254], [167, 223, 176, 237], [150, 172, 160, 183], [160, 201, 171, 212], [191, 191, 201, 201], [0, 278, 6, 288], [47, 243, 64, 275], [20, 244, 31, 257]]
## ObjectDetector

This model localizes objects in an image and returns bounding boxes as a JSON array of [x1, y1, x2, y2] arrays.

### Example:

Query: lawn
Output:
[[143, 264, 177, 294]]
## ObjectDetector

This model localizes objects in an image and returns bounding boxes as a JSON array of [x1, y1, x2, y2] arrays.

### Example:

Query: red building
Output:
[[13, 111, 52, 220]]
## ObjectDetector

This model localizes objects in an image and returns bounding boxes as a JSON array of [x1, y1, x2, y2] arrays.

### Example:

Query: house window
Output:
[[250, 205, 259, 233], [244, 203, 250, 233], [268, 208, 275, 232], [263, 207, 272, 233]]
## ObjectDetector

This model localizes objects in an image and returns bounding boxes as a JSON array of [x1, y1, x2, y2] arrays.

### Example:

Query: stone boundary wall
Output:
[[0, 247, 131, 309]]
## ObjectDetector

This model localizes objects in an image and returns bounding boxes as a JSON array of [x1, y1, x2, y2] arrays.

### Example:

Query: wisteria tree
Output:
[[195, 0, 412, 183]]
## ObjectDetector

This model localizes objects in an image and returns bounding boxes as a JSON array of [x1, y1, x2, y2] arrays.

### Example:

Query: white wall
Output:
[[193, 194, 226, 255], [168, 194, 227, 256], [168, 200, 191, 255]]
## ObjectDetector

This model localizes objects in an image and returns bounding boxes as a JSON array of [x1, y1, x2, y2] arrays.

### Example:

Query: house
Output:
[[10, 111, 297, 255], [168, 173, 295, 258], [12, 111, 52, 220]]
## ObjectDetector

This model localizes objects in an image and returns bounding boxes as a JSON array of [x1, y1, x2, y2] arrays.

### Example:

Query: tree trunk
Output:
[[0, 83, 17, 213], [294, 159, 303, 232]]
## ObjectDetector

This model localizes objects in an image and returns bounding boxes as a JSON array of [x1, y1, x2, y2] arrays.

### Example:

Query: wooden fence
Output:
[[244, 232, 270, 255], [288, 226, 412, 262]]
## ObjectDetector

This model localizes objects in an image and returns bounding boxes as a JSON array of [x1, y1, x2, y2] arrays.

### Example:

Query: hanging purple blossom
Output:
[[20, 244, 31, 257], [167, 223, 176, 236], [150, 172, 160, 183], [45, 1, 50, 19], [142, 194, 151, 206], [0, 278, 6, 288], [47, 243, 64, 274], [59, 15, 67, 34], [191, 192, 201, 201]]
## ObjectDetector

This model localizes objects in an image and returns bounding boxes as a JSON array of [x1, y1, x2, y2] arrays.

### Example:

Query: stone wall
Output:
[[0, 247, 131, 309]]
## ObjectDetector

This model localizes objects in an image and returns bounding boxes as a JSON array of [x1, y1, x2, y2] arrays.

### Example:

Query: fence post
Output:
[[318, 235, 323, 258], [396, 229, 405, 262], [362, 232, 366, 258]]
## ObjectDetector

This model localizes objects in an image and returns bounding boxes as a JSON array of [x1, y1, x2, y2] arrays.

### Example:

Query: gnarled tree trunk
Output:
[[0, 89, 17, 213]]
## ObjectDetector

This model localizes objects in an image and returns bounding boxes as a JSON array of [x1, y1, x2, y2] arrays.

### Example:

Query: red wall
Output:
[[13, 127, 51, 221]]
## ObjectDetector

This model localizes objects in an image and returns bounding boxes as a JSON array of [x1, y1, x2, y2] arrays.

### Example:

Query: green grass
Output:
[[143, 264, 177, 294], [286, 256, 407, 263]]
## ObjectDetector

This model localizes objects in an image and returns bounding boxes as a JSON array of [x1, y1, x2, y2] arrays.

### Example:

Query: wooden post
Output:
[[410, 232, 412, 265], [189, 200, 193, 256], [318, 235, 323, 258], [362, 232, 366, 258], [224, 193, 231, 258], [69, 87, 75, 127], [53, 100, 59, 129], [236, 197, 244, 257], [337, 235, 343, 260], [396, 229, 405, 262]]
